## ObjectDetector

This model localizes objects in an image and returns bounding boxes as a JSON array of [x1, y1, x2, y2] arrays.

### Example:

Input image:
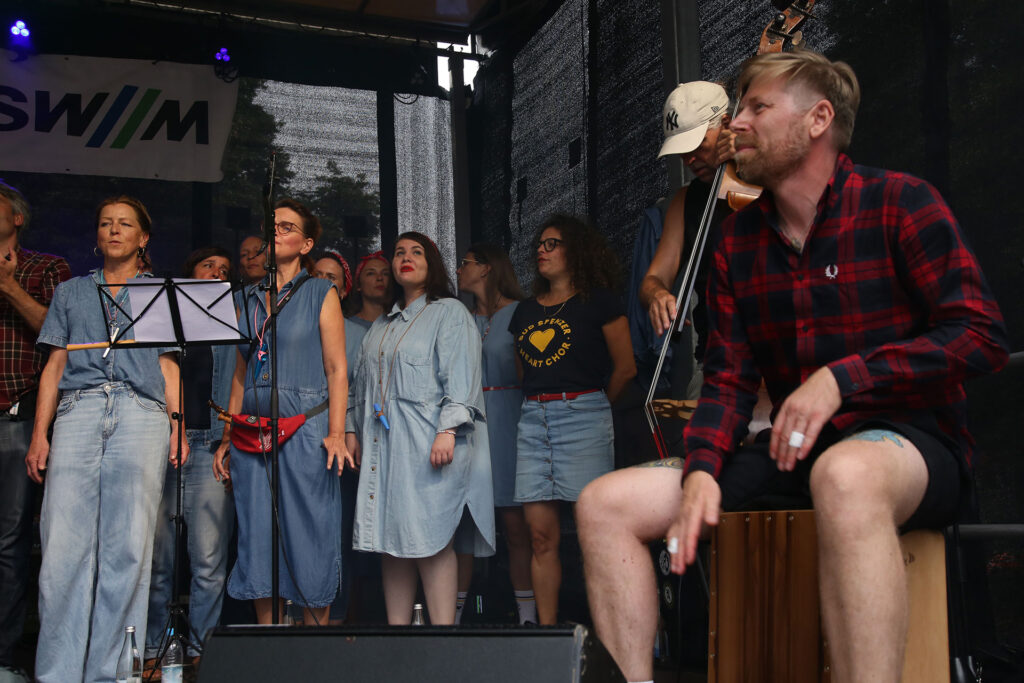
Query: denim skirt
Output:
[[514, 390, 614, 503]]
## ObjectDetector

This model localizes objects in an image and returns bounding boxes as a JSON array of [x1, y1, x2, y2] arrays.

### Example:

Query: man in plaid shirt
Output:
[[0, 181, 70, 681], [577, 51, 1009, 683]]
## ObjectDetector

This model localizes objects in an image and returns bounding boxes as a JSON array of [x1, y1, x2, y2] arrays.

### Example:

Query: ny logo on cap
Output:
[[665, 111, 679, 130]]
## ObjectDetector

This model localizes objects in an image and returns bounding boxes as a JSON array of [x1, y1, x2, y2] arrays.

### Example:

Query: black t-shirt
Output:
[[509, 288, 626, 395], [181, 346, 213, 430]]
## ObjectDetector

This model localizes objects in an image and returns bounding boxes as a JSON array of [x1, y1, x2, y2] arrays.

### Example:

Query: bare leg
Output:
[[576, 462, 686, 682], [303, 605, 330, 626], [417, 540, 457, 625], [523, 501, 562, 624], [381, 554, 419, 625], [810, 437, 929, 683], [501, 506, 533, 592], [253, 597, 286, 625]]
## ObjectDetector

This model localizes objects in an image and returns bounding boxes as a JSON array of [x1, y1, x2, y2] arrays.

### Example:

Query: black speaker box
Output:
[[198, 624, 625, 682]]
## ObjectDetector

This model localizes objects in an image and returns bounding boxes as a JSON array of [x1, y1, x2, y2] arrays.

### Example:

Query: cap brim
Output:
[[658, 122, 709, 158]]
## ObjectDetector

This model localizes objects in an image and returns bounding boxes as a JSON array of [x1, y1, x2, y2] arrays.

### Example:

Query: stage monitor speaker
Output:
[[198, 624, 625, 682]]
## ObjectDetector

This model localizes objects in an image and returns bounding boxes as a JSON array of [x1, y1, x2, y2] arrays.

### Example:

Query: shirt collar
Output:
[[388, 293, 428, 321], [755, 153, 852, 238]]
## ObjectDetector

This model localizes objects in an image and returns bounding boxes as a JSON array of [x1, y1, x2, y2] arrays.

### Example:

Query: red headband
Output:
[[355, 251, 389, 281], [321, 249, 352, 297]]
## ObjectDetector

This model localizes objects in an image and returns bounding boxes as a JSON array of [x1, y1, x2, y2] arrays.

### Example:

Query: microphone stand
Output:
[[260, 153, 284, 624]]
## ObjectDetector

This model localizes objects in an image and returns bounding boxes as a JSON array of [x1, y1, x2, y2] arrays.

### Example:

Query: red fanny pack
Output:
[[229, 401, 328, 454]]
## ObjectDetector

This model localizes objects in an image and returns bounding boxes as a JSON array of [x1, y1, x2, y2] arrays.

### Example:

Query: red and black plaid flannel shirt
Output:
[[682, 155, 1009, 479], [0, 247, 72, 411]]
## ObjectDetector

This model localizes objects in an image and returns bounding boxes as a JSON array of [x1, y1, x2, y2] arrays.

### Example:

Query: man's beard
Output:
[[734, 119, 810, 187]]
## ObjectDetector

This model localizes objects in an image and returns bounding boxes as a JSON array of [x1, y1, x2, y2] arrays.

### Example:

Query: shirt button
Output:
[[369, 494, 374, 500], [262, 373, 269, 380], [373, 438, 378, 443], [797, 274, 804, 281], [371, 466, 376, 472], [802, 325, 809, 332]]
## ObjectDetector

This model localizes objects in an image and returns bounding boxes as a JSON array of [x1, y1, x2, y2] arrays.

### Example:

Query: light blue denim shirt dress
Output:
[[350, 295, 496, 558]]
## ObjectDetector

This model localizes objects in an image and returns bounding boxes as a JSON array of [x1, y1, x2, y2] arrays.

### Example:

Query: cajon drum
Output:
[[708, 510, 948, 683]]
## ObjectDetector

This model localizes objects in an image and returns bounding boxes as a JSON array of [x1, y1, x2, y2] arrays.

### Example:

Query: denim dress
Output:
[[476, 303, 522, 508], [229, 273, 343, 607], [350, 295, 495, 558]]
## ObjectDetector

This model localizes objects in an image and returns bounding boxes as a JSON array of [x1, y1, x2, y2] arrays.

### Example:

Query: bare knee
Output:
[[811, 446, 893, 533]]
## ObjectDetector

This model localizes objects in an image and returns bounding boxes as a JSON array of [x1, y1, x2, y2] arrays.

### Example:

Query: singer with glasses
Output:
[[144, 246, 236, 674], [213, 199, 353, 626], [507, 214, 636, 625], [26, 196, 185, 683], [347, 232, 495, 625]]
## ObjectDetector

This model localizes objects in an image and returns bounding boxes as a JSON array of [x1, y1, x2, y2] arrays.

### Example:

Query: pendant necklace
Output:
[[375, 301, 431, 430], [100, 269, 139, 358]]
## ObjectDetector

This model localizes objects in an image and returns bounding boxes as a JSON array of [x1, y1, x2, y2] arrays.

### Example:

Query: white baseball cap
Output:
[[658, 81, 729, 158]]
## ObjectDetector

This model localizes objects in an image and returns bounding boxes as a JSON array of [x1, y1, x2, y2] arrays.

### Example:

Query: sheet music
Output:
[[127, 278, 242, 344]]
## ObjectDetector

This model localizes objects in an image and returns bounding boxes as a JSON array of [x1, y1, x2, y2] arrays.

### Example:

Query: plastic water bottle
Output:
[[282, 599, 295, 626], [115, 625, 142, 683], [161, 631, 184, 683], [411, 603, 425, 625]]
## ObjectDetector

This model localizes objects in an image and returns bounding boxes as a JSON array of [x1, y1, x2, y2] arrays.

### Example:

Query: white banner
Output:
[[0, 51, 238, 182]]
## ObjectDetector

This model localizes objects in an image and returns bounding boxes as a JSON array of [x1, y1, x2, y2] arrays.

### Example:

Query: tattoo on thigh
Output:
[[844, 429, 904, 448], [635, 457, 684, 469]]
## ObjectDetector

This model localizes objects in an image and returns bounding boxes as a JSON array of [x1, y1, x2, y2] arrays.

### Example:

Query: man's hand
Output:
[[714, 126, 736, 166], [769, 366, 842, 471], [647, 286, 679, 337], [666, 470, 721, 574]]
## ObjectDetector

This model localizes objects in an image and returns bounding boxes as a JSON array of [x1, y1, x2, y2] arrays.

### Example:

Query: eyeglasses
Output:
[[460, 258, 481, 267], [270, 221, 303, 236], [536, 237, 563, 252]]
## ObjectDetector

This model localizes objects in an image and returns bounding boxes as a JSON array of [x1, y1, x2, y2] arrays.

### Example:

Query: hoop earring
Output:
[[93, 247, 100, 257], [137, 246, 146, 258]]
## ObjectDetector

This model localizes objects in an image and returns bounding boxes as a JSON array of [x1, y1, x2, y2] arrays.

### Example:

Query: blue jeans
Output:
[[145, 437, 234, 658], [0, 416, 34, 668], [35, 383, 169, 683]]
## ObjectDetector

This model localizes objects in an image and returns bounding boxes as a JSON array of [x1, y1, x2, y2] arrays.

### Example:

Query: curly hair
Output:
[[531, 214, 621, 299]]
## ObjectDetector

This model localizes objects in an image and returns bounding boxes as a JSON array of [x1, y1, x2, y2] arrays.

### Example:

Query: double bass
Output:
[[643, 0, 817, 459]]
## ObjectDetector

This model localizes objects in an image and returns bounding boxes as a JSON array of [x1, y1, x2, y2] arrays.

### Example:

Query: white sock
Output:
[[514, 590, 537, 624], [455, 591, 468, 624]]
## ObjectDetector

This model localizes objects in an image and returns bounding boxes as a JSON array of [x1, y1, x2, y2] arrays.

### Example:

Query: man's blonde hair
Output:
[[738, 49, 860, 151]]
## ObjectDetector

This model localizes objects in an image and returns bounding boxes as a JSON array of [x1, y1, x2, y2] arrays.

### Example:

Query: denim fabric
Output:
[[475, 304, 522, 508], [145, 440, 233, 657], [0, 417, 33, 667], [514, 391, 614, 503], [36, 383, 169, 683], [351, 296, 495, 559], [229, 273, 342, 607], [37, 271, 171, 404]]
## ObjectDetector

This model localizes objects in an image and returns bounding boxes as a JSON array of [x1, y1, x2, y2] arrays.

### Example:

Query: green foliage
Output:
[[216, 79, 295, 218], [296, 159, 380, 258]]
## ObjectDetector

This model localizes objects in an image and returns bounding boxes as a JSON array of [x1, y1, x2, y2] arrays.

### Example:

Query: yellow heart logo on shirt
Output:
[[529, 328, 556, 353]]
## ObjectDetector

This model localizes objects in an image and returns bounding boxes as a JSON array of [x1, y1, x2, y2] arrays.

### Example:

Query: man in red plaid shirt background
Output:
[[0, 181, 70, 682], [577, 50, 1009, 683]]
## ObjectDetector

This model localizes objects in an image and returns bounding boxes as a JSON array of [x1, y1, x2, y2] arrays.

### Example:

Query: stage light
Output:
[[10, 20, 29, 37], [215, 47, 230, 62]]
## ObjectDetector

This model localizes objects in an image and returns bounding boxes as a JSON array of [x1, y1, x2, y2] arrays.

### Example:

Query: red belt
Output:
[[525, 389, 601, 402], [483, 385, 520, 392]]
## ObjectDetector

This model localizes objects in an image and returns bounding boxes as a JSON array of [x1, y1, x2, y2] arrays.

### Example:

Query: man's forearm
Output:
[[0, 281, 48, 332], [640, 274, 670, 309]]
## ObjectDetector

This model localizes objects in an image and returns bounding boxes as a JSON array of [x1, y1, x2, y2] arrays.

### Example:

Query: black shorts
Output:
[[716, 420, 966, 532]]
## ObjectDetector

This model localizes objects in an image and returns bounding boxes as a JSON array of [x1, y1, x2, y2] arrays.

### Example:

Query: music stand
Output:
[[93, 276, 246, 676]]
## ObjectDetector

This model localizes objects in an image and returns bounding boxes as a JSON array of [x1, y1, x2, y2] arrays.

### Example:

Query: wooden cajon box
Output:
[[708, 510, 948, 683]]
